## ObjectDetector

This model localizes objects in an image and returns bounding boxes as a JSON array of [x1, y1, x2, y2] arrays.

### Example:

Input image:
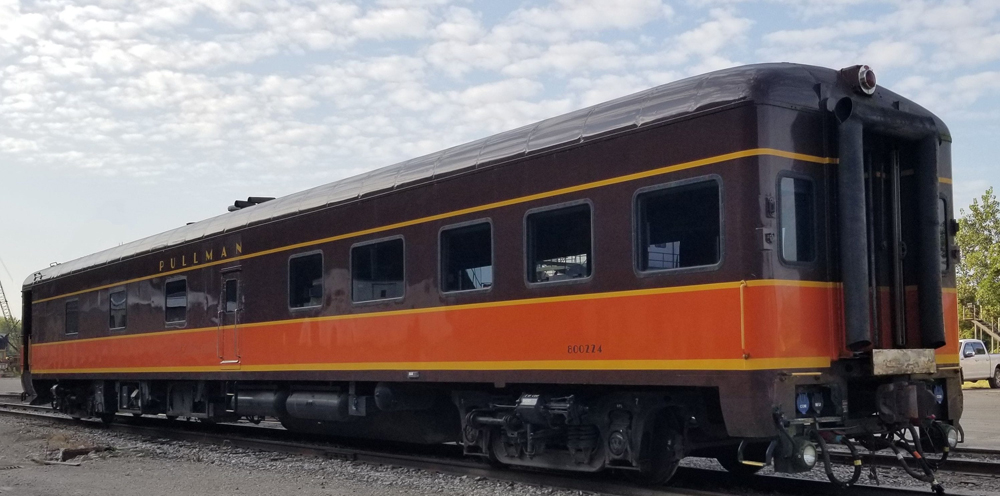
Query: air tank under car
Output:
[[22, 63, 961, 489]]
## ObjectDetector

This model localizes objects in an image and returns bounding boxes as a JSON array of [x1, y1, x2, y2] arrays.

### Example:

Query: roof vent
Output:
[[228, 196, 274, 212]]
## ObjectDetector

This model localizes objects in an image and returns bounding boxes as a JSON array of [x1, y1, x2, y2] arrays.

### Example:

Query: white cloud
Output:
[[892, 71, 1000, 119], [502, 41, 628, 77], [770, 0, 868, 18], [351, 7, 431, 39], [509, 0, 674, 35], [761, 1, 1000, 72], [763, 21, 874, 47], [0, 136, 39, 153], [3, 0, 1000, 322], [634, 8, 752, 72], [676, 8, 751, 58], [862, 40, 921, 69], [569, 73, 652, 106]]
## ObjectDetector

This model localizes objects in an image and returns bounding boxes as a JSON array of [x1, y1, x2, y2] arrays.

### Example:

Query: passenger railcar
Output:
[[21, 63, 962, 486]]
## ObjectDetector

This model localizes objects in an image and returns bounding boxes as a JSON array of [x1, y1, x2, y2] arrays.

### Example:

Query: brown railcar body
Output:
[[21, 64, 963, 484]]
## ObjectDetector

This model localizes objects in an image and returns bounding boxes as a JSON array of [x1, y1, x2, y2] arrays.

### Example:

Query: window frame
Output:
[[108, 286, 127, 331], [632, 175, 725, 277], [776, 171, 818, 266], [64, 298, 79, 335], [287, 250, 325, 311], [523, 199, 595, 288], [350, 235, 406, 305], [164, 276, 188, 326], [438, 218, 494, 296]]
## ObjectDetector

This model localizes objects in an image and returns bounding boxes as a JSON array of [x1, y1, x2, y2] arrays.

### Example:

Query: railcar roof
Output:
[[24, 63, 944, 288]]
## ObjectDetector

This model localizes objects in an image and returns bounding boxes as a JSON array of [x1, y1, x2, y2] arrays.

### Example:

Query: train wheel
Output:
[[481, 430, 507, 469], [99, 413, 115, 425], [989, 368, 1000, 389], [628, 416, 681, 485]]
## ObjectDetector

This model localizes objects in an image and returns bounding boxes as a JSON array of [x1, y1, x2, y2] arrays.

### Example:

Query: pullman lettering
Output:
[[158, 242, 243, 272]]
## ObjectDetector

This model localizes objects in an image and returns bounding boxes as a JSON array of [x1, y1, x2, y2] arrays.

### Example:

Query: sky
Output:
[[1, 0, 999, 318]]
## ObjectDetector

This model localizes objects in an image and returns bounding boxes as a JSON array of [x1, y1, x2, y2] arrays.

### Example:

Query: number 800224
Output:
[[567, 344, 602, 354]]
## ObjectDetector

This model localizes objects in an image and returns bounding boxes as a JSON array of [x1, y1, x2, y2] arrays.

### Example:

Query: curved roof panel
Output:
[[25, 63, 945, 288]]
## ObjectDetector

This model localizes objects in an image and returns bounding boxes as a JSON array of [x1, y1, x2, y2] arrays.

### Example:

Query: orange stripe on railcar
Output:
[[29, 280, 840, 375]]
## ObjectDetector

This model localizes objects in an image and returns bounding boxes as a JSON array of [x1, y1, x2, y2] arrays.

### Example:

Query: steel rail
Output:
[[0, 402, 989, 496], [828, 451, 1000, 477]]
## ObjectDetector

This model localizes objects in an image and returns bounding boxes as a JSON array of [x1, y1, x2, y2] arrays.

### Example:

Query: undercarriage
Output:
[[38, 365, 962, 493]]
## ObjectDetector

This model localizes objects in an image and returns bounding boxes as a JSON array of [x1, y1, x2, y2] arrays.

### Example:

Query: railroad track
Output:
[[828, 450, 1000, 478], [0, 399, 993, 496]]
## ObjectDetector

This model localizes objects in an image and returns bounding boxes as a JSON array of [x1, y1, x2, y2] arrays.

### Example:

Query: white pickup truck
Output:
[[960, 339, 1000, 387]]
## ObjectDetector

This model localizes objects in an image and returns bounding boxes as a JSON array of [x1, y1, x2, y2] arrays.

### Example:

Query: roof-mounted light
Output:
[[858, 65, 877, 95], [841, 64, 877, 96]]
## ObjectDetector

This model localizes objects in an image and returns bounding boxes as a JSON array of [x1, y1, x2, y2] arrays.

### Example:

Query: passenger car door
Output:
[[218, 270, 242, 367]]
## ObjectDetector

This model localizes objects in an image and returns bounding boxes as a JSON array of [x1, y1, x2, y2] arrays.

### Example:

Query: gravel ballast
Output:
[[0, 415, 574, 496], [2, 412, 998, 496]]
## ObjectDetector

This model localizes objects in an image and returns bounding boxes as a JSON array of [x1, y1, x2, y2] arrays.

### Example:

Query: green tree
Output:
[[956, 187, 1000, 334]]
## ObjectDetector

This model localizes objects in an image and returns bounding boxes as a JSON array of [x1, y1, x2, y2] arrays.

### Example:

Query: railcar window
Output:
[[526, 204, 592, 283], [65, 300, 79, 335], [939, 198, 948, 273], [779, 177, 816, 263], [109, 290, 127, 329], [165, 279, 187, 323], [289, 253, 323, 309], [441, 223, 493, 293], [637, 181, 720, 271], [224, 279, 239, 313], [352, 238, 404, 302]]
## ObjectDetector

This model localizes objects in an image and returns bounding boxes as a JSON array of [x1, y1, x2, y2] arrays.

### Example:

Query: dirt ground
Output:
[[0, 418, 383, 496], [960, 388, 1000, 450], [0, 378, 21, 395], [0, 415, 560, 496]]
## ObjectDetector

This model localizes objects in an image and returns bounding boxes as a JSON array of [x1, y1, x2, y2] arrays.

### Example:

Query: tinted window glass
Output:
[[441, 223, 493, 292], [526, 204, 592, 283], [637, 181, 720, 271], [65, 300, 79, 335], [352, 239, 404, 302], [225, 279, 239, 313], [109, 290, 127, 329], [779, 177, 816, 263], [939, 198, 948, 273], [974, 342, 987, 355], [289, 253, 323, 308], [964, 343, 974, 356], [165, 279, 187, 323]]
